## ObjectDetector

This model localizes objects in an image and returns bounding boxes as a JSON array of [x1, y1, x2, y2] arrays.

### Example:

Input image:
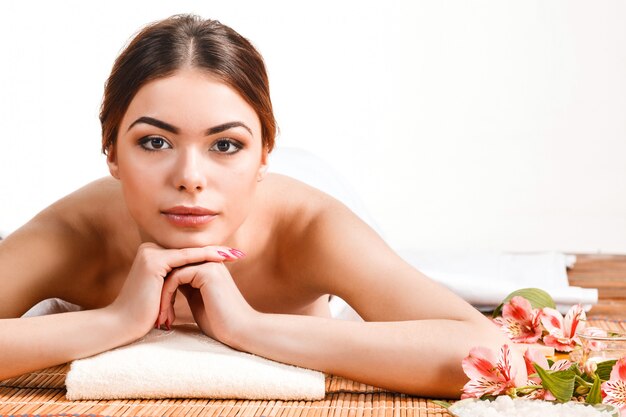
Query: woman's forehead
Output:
[[121, 69, 261, 137]]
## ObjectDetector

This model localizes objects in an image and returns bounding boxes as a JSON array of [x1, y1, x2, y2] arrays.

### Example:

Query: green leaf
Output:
[[431, 400, 452, 409], [596, 360, 618, 381], [586, 374, 602, 404], [534, 364, 576, 402], [492, 303, 505, 317], [492, 288, 556, 317]]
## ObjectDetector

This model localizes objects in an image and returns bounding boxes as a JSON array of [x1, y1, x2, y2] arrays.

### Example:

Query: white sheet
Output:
[[398, 250, 597, 312]]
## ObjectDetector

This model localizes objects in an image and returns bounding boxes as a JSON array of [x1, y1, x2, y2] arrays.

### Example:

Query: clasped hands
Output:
[[109, 242, 256, 346]]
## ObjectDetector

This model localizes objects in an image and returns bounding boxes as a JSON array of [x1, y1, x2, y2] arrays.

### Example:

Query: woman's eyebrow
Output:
[[206, 121, 252, 136], [127, 117, 179, 133], [127, 117, 252, 136]]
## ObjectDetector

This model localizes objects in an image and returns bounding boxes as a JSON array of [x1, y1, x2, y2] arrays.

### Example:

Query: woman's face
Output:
[[107, 68, 268, 249]]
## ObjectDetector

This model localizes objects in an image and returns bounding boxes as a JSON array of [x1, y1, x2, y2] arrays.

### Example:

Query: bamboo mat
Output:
[[1, 318, 623, 417]]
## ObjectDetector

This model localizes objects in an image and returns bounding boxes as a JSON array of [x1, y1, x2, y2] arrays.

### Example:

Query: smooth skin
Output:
[[0, 68, 523, 398]]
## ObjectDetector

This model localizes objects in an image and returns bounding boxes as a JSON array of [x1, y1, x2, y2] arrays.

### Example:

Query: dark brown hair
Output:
[[100, 14, 276, 154]]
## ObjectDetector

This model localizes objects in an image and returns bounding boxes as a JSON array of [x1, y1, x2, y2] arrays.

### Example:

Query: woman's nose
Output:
[[172, 149, 207, 192]]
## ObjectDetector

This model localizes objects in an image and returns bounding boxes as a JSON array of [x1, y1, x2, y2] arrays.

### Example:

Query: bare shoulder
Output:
[[263, 174, 485, 323], [33, 177, 137, 253], [259, 173, 360, 282], [0, 177, 137, 317], [260, 173, 338, 234]]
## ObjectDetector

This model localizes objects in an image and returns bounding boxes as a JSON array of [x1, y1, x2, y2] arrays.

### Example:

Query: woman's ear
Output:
[[106, 146, 120, 180], [257, 146, 269, 182], [256, 146, 269, 182]]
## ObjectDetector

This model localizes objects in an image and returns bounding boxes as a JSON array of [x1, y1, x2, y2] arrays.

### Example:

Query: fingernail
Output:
[[217, 250, 232, 259], [229, 248, 246, 258]]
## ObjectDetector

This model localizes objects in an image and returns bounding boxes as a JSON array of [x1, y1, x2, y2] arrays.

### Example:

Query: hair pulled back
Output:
[[100, 14, 276, 154]]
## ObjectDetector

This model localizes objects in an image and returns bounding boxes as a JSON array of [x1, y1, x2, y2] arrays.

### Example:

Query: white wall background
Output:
[[0, 0, 624, 253]]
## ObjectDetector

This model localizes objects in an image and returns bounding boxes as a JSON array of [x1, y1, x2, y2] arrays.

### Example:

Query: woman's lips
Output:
[[161, 206, 218, 228]]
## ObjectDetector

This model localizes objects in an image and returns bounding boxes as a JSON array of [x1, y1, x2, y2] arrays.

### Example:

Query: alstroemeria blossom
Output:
[[582, 326, 609, 352], [540, 304, 586, 352], [461, 344, 518, 399], [602, 357, 626, 413], [523, 348, 571, 400], [494, 296, 543, 343]]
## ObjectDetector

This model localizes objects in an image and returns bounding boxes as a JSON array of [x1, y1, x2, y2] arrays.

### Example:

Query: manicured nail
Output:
[[217, 250, 231, 259], [229, 248, 246, 258]]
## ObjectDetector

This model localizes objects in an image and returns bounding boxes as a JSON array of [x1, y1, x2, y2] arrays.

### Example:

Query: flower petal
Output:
[[584, 327, 609, 351], [462, 377, 507, 399], [540, 307, 564, 335], [543, 334, 577, 352], [503, 296, 534, 322], [494, 317, 542, 343], [563, 304, 586, 339], [524, 348, 549, 376], [610, 357, 626, 382], [602, 379, 626, 410], [550, 359, 572, 372], [497, 344, 516, 383], [462, 346, 498, 380]]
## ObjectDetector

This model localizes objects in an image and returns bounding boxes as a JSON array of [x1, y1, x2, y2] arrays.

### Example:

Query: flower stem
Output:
[[574, 375, 592, 388]]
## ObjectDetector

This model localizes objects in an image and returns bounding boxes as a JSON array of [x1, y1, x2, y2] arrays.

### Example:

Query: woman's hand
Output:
[[156, 253, 256, 346], [106, 242, 239, 339]]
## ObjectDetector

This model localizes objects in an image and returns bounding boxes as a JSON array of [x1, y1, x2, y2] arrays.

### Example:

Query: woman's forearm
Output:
[[232, 314, 511, 398], [0, 307, 139, 380]]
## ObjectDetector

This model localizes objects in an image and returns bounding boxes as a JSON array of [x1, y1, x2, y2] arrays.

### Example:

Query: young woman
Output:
[[0, 14, 521, 398]]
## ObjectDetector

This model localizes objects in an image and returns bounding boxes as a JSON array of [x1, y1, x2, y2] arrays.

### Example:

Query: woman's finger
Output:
[[137, 243, 244, 284], [152, 246, 243, 328], [158, 264, 207, 325], [160, 246, 245, 270]]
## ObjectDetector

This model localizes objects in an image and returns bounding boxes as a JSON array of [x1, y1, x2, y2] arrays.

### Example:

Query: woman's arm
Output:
[[235, 196, 521, 398], [0, 307, 137, 380], [0, 198, 241, 380], [0, 212, 141, 379], [236, 312, 491, 398]]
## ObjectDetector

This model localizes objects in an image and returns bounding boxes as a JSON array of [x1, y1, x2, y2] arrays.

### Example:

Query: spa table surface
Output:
[[1, 254, 624, 417]]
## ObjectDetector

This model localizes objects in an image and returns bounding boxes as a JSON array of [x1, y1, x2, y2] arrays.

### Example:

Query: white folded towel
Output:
[[65, 324, 325, 401]]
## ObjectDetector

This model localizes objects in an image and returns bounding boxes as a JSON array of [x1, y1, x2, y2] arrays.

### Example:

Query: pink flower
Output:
[[583, 360, 598, 378], [582, 327, 609, 352], [540, 304, 586, 352], [602, 357, 626, 413], [523, 348, 571, 400], [461, 344, 518, 399], [493, 296, 543, 343]]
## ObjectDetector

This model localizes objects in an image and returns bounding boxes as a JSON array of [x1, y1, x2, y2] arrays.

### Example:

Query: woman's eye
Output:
[[139, 136, 171, 151], [211, 139, 242, 155]]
